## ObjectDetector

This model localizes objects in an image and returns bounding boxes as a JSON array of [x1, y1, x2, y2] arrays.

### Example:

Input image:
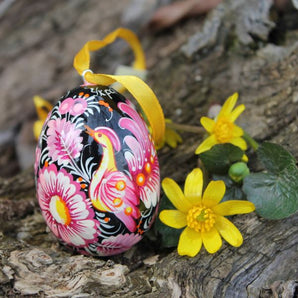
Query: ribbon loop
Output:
[[73, 28, 165, 148]]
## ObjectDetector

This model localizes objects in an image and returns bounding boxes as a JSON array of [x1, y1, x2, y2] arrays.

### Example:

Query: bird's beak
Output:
[[85, 125, 95, 138]]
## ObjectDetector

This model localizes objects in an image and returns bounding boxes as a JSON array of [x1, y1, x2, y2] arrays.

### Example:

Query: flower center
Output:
[[49, 195, 71, 226], [213, 118, 234, 143], [186, 205, 216, 232]]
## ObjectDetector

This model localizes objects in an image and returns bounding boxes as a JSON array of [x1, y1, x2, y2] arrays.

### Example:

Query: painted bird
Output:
[[85, 125, 140, 232]]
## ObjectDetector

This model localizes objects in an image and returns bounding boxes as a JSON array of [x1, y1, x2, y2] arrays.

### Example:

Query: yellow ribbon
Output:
[[73, 28, 165, 149]]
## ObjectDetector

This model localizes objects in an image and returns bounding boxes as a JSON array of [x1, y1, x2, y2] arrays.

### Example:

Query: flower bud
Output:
[[228, 162, 250, 183]]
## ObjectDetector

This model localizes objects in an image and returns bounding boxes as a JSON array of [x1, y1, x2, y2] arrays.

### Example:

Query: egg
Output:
[[35, 85, 160, 256]]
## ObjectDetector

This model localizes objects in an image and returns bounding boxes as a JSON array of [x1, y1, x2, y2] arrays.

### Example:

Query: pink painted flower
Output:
[[71, 98, 88, 116], [118, 102, 160, 208], [59, 98, 74, 115], [97, 233, 143, 256], [47, 118, 83, 165], [59, 97, 87, 116], [37, 164, 98, 247]]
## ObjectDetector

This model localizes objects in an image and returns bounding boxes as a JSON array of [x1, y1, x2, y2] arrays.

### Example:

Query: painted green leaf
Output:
[[200, 144, 244, 174]]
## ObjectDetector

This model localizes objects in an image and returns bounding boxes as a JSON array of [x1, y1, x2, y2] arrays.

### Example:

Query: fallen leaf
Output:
[[148, 0, 222, 32]]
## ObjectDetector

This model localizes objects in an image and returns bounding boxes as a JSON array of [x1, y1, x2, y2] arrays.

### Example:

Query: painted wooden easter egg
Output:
[[35, 85, 160, 256]]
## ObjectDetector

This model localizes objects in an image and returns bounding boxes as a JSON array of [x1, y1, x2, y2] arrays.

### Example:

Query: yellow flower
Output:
[[159, 168, 255, 257], [196, 93, 247, 154], [153, 118, 182, 149], [33, 95, 53, 140], [163, 119, 182, 148]]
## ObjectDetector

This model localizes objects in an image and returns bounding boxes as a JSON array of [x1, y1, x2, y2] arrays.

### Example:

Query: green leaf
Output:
[[223, 183, 246, 201], [213, 174, 246, 202], [243, 142, 298, 219], [243, 164, 298, 219], [154, 220, 182, 248], [200, 144, 244, 174], [258, 142, 296, 174], [154, 195, 183, 248]]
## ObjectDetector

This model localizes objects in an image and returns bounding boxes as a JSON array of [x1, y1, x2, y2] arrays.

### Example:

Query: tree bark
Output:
[[0, 0, 297, 297]]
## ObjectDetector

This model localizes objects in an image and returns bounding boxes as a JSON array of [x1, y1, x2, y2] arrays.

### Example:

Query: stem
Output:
[[243, 131, 259, 151], [166, 122, 204, 134]]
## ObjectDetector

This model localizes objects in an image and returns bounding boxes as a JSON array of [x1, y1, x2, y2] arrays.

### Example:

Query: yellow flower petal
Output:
[[33, 95, 53, 120], [202, 180, 226, 207], [242, 154, 248, 162], [177, 227, 202, 257], [201, 227, 222, 253], [218, 93, 238, 118], [232, 125, 244, 137], [230, 137, 247, 150], [213, 200, 255, 216], [159, 210, 187, 229], [33, 121, 43, 140], [201, 117, 215, 133], [230, 104, 245, 122], [162, 178, 192, 213], [33, 96, 53, 140], [195, 135, 217, 154], [214, 215, 243, 247], [165, 128, 182, 148], [184, 168, 203, 204]]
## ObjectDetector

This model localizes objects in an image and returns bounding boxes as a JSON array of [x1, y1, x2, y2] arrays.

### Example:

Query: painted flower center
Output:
[[125, 206, 133, 215], [186, 205, 216, 232], [150, 155, 155, 164], [49, 195, 71, 226], [113, 197, 123, 207], [145, 162, 152, 174], [115, 180, 126, 191], [136, 173, 146, 186], [214, 118, 234, 143]]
